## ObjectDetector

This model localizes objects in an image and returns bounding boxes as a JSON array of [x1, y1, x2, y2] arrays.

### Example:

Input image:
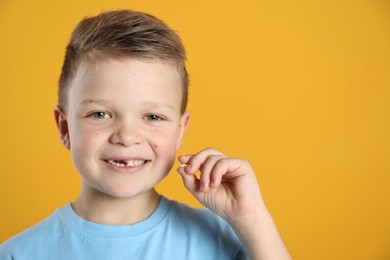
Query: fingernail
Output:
[[179, 164, 188, 168]]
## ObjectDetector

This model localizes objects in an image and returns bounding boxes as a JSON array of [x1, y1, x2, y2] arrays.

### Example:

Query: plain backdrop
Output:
[[0, 1, 389, 259]]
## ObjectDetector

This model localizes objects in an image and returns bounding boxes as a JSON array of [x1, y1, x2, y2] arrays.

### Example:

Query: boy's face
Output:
[[55, 58, 190, 199]]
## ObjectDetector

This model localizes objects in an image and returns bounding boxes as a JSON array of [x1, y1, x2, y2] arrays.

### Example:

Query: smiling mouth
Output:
[[106, 159, 149, 168]]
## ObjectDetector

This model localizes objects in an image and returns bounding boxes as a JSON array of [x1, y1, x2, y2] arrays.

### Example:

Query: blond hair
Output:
[[58, 10, 188, 113]]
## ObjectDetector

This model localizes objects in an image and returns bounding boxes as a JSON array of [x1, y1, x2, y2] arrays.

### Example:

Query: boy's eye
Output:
[[90, 111, 111, 119], [145, 114, 163, 121]]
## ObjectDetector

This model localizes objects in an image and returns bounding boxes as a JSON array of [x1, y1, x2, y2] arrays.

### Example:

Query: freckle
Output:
[[115, 125, 118, 127], [154, 145, 158, 148], [95, 133, 98, 135]]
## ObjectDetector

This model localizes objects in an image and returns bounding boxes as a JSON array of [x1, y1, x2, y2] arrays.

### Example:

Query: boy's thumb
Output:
[[177, 167, 199, 195]]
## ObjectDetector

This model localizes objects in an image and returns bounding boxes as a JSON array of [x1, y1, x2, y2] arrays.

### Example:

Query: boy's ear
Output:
[[54, 106, 70, 150], [176, 112, 191, 150]]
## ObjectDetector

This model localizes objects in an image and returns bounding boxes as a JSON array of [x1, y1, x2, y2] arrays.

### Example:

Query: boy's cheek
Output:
[[69, 129, 101, 151], [151, 134, 179, 157]]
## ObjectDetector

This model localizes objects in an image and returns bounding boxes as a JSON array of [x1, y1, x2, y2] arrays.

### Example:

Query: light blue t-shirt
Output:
[[0, 197, 247, 259]]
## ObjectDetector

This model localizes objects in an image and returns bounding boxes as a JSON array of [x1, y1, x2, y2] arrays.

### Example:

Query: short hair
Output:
[[58, 10, 188, 113]]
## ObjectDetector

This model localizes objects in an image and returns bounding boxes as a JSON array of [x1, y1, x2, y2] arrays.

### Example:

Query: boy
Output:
[[0, 10, 291, 259]]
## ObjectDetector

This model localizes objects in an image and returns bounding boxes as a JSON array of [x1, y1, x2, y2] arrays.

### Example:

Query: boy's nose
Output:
[[109, 122, 143, 147]]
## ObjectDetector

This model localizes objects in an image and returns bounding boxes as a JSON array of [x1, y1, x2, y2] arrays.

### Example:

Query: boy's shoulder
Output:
[[0, 207, 62, 257], [163, 197, 241, 242], [167, 197, 228, 228], [160, 197, 246, 258]]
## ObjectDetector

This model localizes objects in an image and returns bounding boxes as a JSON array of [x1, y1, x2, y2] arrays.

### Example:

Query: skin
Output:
[[54, 57, 291, 259]]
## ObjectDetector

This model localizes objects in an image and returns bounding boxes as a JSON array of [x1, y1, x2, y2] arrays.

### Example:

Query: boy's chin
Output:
[[97, 186, 159, 201]]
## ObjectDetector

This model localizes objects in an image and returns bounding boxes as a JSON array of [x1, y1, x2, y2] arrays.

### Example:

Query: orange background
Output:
[[1, 1, 389, 259]]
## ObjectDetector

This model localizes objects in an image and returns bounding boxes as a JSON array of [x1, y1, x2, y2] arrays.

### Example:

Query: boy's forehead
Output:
[[74, 57, 181, 83], [69, 57, 183, 106]]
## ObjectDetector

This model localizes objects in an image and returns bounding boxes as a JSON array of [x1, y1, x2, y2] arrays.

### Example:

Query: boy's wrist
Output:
[[227, 204, 271, 232], [227, 205, 292, 260]]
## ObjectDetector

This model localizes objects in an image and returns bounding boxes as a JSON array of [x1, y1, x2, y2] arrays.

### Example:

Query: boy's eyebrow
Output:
[[80, 99, 177, 111], [143, 102, 176, 111], [80, 99, 111, 105]]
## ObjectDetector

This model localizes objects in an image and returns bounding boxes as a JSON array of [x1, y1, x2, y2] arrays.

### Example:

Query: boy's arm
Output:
[[228, 204, 292, 260], [177, 148, 292, 260]]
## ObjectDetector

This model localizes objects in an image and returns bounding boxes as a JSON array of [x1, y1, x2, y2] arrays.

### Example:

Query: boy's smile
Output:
[[55, 57, 190, 201]]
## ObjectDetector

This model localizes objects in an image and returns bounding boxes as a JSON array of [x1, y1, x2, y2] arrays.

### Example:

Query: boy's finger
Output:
[[209, 158, 233, 188], [199, 155, 227, 191], [177, 166, 200, 195], [185, 148, 225, 175], [178, 154, 193, 164], [209, 161, 225, 188], [213, 158, 250, 181], [207, 158, 252, 189]]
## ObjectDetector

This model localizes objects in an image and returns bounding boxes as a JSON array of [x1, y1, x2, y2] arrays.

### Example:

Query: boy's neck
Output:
[[71, 189, 161, 226]]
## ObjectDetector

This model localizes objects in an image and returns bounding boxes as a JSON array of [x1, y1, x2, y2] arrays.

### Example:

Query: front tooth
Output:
[[127, 161, 134, 167], [126, 160, 146, 167]]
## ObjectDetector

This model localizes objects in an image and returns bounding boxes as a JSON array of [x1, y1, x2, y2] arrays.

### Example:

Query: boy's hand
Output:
[[177, 147, 264, 223], [177, 148, 292, 260]]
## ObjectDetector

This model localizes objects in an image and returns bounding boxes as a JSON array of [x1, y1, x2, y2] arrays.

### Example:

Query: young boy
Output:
[[0, 10, 291, 260]]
